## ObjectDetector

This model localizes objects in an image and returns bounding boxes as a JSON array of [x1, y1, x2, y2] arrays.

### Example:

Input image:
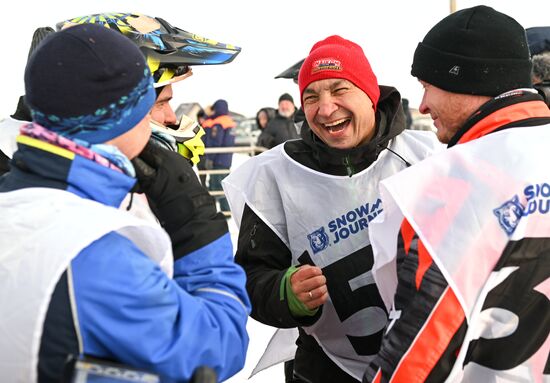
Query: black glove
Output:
[[132, 142, 228, 259]]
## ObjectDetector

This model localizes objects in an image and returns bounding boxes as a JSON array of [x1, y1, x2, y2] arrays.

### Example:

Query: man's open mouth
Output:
[[323, 118, 351, 133]]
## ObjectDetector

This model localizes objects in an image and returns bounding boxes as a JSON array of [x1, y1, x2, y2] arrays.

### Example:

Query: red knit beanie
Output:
[[298, 35, 380, 110]]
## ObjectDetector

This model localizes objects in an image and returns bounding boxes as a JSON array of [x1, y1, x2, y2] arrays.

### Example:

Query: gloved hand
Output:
[[132, 142, 228, 259]]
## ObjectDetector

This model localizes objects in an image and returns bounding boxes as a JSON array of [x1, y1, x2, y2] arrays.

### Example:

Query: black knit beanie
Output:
[[279, 93, 294, 104], [25, 23, 155, 144], [411, 5, 532, 96]]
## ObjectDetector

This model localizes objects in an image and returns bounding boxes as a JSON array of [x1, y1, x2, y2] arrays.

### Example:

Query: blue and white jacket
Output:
[[0, 135, 250, 382]]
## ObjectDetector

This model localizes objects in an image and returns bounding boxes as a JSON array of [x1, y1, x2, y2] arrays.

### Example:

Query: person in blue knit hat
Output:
[[0, 23, 250, 383]]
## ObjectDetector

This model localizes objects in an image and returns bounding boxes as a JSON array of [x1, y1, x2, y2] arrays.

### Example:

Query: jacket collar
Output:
[[9, 141, 135, 207], [449, 90, 550, 147]]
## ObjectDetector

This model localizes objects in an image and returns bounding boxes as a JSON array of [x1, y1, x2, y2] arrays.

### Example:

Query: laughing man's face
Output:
[[302, 79, 376, 149]]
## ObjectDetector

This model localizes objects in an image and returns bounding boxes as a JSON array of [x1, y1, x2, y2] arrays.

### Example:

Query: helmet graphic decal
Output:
[[57, 13, 241, 87]]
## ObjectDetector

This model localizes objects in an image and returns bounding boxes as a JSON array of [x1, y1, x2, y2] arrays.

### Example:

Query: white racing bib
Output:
[[0, 117, 24, 158], [225, 130, 441, 379], [0, 188, 172, 383], [371, 126, 550, 382]]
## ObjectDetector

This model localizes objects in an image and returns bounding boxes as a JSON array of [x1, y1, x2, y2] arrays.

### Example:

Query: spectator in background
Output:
[[527, 26, 550, 106], [278, 93, 297, 119], [197, 108, 208, 125], [401, 98, 413, 129], [255, 106, 276, 148], [256, 107, 277, 130], [0, 26, 55, 175], [527, 26, 550, 55], [275, 59, 307, 134], [532, 53, 550, 106], [202, 99, 236, 212], [260, 93, 299, 149], [532, 53, 550, 84]]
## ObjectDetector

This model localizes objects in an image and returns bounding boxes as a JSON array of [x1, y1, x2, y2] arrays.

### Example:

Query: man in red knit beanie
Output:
[[224, 35, 442, 382], [299, 35, 380, 112]]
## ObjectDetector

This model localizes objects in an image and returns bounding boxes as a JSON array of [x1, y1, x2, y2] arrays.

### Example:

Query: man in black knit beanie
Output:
[[363, 6, 550, 383]]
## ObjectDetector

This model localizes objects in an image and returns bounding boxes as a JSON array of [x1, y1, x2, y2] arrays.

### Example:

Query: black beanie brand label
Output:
[[449, 66, 460, 76]]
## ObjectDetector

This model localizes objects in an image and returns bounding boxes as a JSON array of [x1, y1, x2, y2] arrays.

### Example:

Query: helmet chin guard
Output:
[[149, 117, 205, 165]]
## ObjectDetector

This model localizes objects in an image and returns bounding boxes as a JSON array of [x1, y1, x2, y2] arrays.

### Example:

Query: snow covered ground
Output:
[[224, 153, 285, 383]]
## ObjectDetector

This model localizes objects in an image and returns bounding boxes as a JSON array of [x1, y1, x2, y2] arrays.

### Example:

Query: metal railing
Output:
[[198, 145, 268, 217]]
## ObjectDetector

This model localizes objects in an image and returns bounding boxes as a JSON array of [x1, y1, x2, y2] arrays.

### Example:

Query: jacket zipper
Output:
[[250, 223, 257, 249], [343, 155, 355, 177]]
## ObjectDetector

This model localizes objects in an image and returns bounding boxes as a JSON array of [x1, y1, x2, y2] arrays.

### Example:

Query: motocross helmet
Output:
[[57, 13, 240, 164], [57, 13, 241, 88]]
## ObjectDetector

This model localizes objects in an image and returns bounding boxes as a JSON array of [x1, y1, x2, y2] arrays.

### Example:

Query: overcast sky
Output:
[[1, 0, 549, 121]]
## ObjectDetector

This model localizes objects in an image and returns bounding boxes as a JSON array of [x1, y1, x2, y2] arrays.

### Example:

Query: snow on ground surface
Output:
[[224, 153, 285, 382]]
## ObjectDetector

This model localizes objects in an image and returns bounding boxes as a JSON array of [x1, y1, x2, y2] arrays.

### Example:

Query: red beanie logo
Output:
[[312, 58, 342, 74]]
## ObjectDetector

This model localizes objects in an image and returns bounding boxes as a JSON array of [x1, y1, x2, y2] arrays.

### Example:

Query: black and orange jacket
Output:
[[363, 90, 550, 383]]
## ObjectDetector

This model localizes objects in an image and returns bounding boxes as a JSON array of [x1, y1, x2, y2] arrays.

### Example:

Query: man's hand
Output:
[[290, 265, 328, 310]]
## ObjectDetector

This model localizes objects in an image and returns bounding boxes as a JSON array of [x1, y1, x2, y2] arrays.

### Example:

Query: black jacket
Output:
[[0, 96, 31, 175], [235, 86, 407, 382], [258, 113, 299, 149]]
